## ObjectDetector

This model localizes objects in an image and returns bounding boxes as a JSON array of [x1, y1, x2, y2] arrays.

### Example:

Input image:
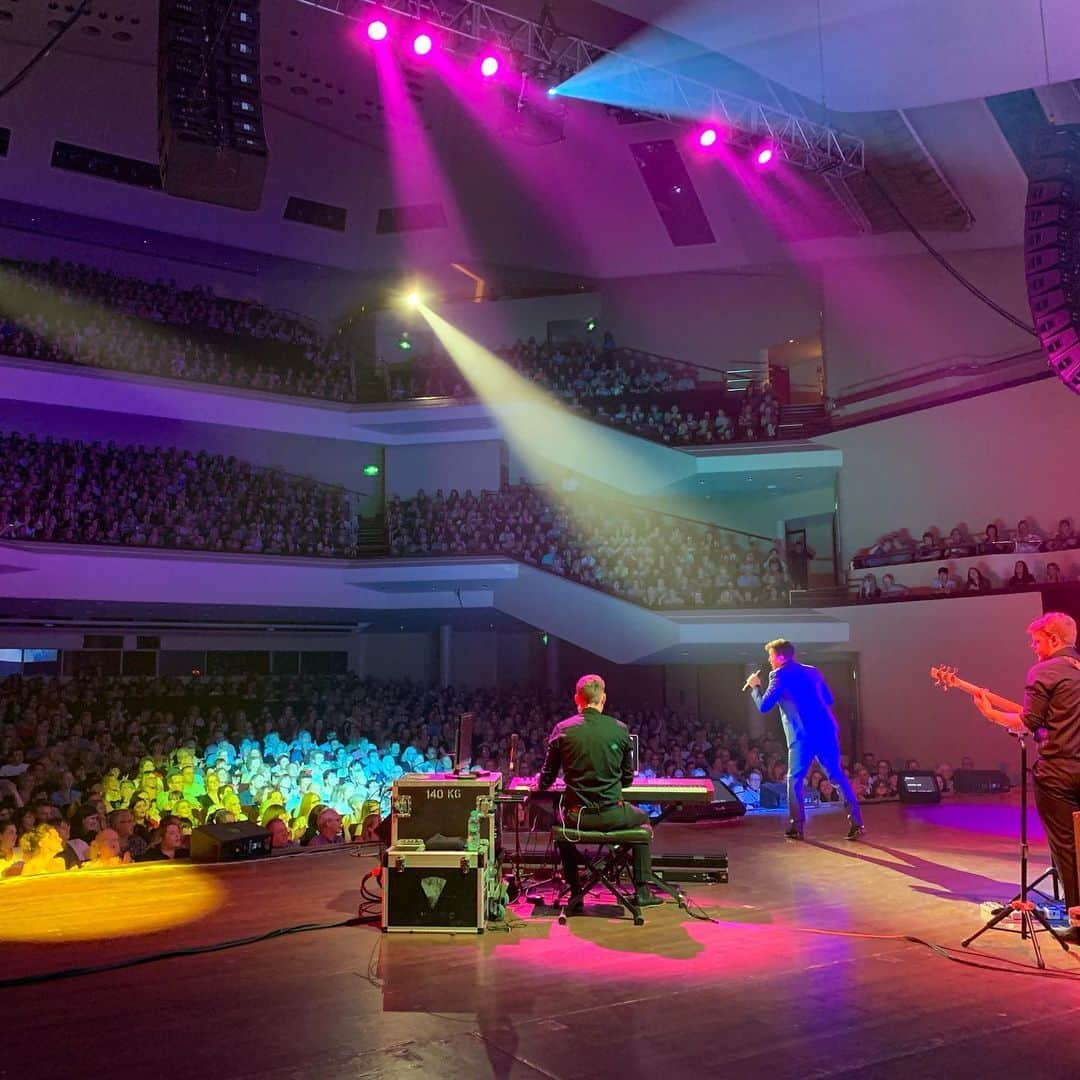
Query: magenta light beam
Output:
[[698, 128, 718, 148], [480, 55, 499, 78], [756, 146, 775, 166], [413, 32, 433, 56]]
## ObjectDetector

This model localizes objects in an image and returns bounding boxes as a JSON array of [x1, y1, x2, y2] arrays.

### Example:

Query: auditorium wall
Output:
[[823, 377, 1079, 564], [836, 589, 1043, 773], [385, 441, 503, 498]]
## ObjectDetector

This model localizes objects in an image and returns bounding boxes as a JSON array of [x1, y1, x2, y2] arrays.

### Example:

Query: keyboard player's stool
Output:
[[551, 823, 653, 926]]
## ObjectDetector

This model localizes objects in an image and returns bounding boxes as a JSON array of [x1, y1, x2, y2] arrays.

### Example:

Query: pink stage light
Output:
[[756, 146, 775, 166], [412, 32, 433, 56], [698, 128, 718, 148], [367, 19, 389, 41], [480, 55, 499, 78]]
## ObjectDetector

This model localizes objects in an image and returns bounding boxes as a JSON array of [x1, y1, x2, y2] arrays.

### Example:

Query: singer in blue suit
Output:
[[747, 638, 864, 841]]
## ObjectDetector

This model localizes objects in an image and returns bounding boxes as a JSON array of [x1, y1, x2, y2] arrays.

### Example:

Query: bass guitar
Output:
[[929, 665, 1022, 712]]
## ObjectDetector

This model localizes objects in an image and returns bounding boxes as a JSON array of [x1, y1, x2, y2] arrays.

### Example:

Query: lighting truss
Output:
[[293, 0, 865, 177]]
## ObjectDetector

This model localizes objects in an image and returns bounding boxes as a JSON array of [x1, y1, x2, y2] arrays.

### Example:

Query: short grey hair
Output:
[[575, 674, 606, 705], [1027, 611, 1078, 647]]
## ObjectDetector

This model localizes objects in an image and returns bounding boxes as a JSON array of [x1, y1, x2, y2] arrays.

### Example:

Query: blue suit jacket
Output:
[[751, 660, 838, 747]]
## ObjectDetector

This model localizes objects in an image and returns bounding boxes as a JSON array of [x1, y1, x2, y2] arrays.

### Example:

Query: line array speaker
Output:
[[158, 0, 268, 210], [1025, 126, 1080, 393]]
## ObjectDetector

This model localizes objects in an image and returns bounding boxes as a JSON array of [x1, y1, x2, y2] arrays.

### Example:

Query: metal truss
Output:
[[293, 0, 865, 177]]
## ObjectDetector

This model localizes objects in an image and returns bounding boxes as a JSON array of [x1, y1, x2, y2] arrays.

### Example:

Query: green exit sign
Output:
[[363, 464, 380, 477]]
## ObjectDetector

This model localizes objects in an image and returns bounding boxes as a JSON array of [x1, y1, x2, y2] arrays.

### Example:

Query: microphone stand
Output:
[[961, 730, 1069, 967]]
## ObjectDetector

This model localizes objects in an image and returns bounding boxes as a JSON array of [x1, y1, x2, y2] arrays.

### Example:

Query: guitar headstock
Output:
[[930, 665, 959, 690]]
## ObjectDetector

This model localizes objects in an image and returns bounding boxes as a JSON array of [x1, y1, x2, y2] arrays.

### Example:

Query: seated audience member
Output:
[[737, 769, 763, 808], [818, 778, 840, 803], [963, 567, 992, 593], [10, 823, 65, 877], [1013, 519, 1044, 553], [915, 531, 941, 560], [880, 573, 908, 598], [136, 820, 188, 862], [931, 566, 958, 594], [108, 808, 148, 861], [266, 816, 297, 852], [1006, 560, 1036, 589], [307, 807, 344, 847], [85, 829, 130, 868], [978, 523, 1011, 554], [1045, 561, 1065, 584], [942, 527, 975, 559], [859, 573, 882, 600], [1046, 518, 1079, 551]]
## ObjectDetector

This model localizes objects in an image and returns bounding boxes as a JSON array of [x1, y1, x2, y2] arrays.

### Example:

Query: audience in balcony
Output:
[[1, 259, 353, 401], [0, 431, 359, 558], [1006, 560, 1037, 589], [931, 566, 958, 594], [962, 567, 992, 594], [386, 483, 792, 610]]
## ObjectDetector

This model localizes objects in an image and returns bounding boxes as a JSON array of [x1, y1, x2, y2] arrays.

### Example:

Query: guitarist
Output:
[[971, 612, 1080, 936]]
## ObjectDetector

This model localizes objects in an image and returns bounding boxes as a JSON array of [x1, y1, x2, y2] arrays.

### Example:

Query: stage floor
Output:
[[3, 797, 1080, 1080]]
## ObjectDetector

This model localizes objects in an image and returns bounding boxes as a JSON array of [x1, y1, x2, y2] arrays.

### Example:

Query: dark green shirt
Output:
[[539, 706, 633, 810], [1022, 646, 1080, 762]]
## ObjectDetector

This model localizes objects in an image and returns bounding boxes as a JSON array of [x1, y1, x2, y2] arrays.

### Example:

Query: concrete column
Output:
[[439, 624, 452, 688]]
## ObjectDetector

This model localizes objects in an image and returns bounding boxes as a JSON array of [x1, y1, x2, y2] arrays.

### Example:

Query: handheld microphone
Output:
[[742, 669, 763, 692], [508, 733, 519, 773]]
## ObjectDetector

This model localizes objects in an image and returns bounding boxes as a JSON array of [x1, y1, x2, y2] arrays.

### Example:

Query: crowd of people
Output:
[[389, 337, 783, 446], [0, 430, 360, 557], [386, 484, 806, 609], [1, 258, 354, 401], [0, 259, 795, 448], [0, 671, 972, 878], [855, 517, 1080, 570], [854, 516, 1080, 601]]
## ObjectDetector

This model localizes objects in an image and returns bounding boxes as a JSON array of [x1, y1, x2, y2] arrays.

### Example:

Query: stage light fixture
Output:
[[412, 32, 433, 56], [756, 146, 775, 166], [405, 290, 422, 308], [480, 55, 500, 78], [367, 18, 389, 41], [698, 128, 718, 148]]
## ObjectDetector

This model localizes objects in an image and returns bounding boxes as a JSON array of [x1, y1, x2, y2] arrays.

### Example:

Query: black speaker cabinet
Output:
[[189, 820, 271, 862], [897, 770, 942, 804], [952, 769, 1011, 795]]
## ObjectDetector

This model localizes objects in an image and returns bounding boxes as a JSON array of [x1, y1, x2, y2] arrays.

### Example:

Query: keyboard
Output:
[[508, 776, 715, 805]]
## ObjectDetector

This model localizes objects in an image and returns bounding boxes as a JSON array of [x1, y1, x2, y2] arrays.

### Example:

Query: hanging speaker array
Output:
[[1025, 125, 1080, 393]]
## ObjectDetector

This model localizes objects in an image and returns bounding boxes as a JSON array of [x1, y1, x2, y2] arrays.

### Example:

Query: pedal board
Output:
[[652, 852, 728, 884]]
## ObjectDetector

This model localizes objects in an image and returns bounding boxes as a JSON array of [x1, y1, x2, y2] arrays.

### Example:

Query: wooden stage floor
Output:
[[2, 797, 1080, 1080]]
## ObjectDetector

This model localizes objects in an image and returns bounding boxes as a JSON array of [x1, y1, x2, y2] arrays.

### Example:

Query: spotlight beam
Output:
[[416, 305, 677, 495]]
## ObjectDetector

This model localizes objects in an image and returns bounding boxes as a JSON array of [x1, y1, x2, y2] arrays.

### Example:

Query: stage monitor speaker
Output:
[[664, 777, 747, 822], [189, 820, 271, 862], [1025, 125, 1080, 395], [952, 769, 1011, 795], [897, 770, 942, 803]]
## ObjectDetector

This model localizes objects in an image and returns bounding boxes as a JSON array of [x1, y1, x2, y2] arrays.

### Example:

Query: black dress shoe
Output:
[[784, 824, 804, 841], [845, 823, 865, 841], [634, 891, 664, 908]]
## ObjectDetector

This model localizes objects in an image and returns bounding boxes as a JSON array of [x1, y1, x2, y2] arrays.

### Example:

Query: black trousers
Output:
[[558, 802, 652, 887], [1033, 761, 1080, 910]]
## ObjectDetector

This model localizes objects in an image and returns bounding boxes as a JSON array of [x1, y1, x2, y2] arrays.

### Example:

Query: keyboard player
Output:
[[536, 673, 661, 909]]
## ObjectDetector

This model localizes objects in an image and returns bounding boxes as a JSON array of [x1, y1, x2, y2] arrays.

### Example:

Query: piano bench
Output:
[[551, 826, 652, 926]]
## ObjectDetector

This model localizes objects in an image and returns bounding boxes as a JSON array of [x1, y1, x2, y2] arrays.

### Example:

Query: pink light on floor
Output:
[[698, 127, 718, 148], [756, 146, 775, 166], [412, 32, 433, 56], [367, 19, 389, 41], [480, 55, 500, 78]]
